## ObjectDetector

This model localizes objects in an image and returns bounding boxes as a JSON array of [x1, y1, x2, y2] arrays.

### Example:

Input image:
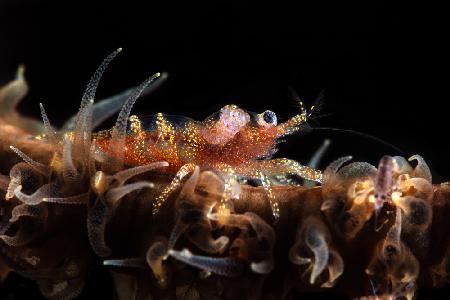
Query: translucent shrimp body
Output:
[[96, 104, 322, 218]]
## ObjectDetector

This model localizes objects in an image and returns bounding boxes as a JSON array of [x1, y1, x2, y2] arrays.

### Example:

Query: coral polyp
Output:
[[0, 50, 449, 300]]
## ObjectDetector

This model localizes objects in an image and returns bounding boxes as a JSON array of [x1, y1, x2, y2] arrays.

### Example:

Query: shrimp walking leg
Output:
[[152, 163, 196, 214], [251, 158, 323, 183], [259, 171, 280, 219], [212, 163, 240, 212]]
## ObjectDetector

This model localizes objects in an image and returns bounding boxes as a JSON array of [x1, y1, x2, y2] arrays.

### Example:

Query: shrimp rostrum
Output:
[[96, 100, 322, 219]]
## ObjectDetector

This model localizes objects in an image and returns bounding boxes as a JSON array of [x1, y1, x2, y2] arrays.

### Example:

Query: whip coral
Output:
[[0, 50, 449, 300]]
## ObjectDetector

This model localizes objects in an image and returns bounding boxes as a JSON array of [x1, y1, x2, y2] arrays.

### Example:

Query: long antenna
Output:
[[310, 127, 405, 156], [285, 87, 403, 155]]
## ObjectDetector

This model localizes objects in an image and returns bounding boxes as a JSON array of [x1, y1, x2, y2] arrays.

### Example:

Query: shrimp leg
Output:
[[258, 171, 280, 220], [238, 159, 322, 219], [248, 158, 323, 183], [153, 163, 196, 214], [211, 163, 241, 212]]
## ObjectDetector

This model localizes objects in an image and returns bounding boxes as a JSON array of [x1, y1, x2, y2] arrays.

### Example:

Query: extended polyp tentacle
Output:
[[63, 87, 133, 132], [153, 163, 196, 214], [62, 136, 80, 182], [13, 183, 56, 206], [72, 98, 95, 169], [103, 257, 147, 269], [6, 162, 45, 200], [105, 181, 154, 208], [113, 72, 167, 138], [393, 156, 414, 174], [112, 161, 169, 186], [91, 171, 112, 197], [10, 202, 47, 223], [322, 156, 352, 186], [82, 99, 94, 157], [87, 198, 112, 257], [0, 66, 45, 133], [304, 139, 331, 188], [207, 205, 249, 228], [408, 154, 432, 183], [72, 49, 123, 164], [146, 240, 169, 287], [0, 65, 28, 114], [168, 248, 244, 277], [288, 217, 339, 286], [303, 220, 330, 284], [81, 51, 120, 106], [0, 221, 44, 247], [39, 103, 57, 143], [107, 72, 166, 173], [75, 48, 122, 137], [170, 167, 230, 254], [206, 209, 275, 272], [244, 212, 276, 274], [321, 249, 344, 288], [42, 192, 90, 205], [88, 139, 97, 176], [185, 224, 230, 254], [62, 73, 168, 131], [308, 140, 331, 170], [9, 146, 49, 176], [93, 74, 168, 129]]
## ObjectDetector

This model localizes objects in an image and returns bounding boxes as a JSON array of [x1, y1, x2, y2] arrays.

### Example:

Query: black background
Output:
[[0, 0, 448, 299]]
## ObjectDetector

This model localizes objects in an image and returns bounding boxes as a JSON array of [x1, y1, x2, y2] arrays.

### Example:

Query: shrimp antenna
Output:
[[286, 88, 404, 155], [310, 127, 405, 156], [288, 87, 326, 118]]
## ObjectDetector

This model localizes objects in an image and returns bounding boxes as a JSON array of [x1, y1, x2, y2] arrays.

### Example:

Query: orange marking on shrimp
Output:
[[95, 103, 322, 218]]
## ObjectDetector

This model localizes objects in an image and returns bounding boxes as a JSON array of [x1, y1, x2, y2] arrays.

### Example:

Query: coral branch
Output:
[[0, 63, 449, 300]]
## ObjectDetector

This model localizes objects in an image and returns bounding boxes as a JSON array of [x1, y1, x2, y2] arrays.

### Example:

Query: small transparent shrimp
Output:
[[373, 155, 394, 231], [96, 101, 322, 219]]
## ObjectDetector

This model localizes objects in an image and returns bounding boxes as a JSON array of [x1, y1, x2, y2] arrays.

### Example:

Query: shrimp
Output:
[[373, 155, 394, 231], [95, 102, 322, 219]]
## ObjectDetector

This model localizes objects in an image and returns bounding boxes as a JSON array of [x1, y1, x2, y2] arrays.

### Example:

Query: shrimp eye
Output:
[[262, 110, 277, 125]]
